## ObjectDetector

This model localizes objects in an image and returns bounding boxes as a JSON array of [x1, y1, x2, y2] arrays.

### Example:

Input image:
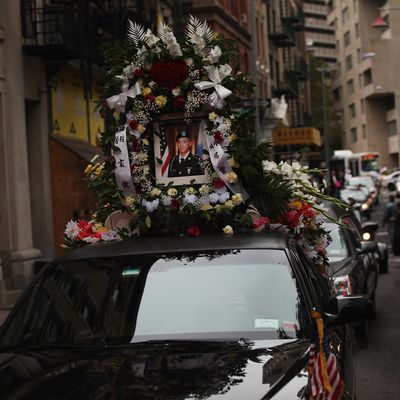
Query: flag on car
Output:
[[308, 310, 344, 400]]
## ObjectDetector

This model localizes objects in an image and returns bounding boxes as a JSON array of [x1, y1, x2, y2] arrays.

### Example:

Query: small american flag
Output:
[[308, 311, 344, 400], [160, 126, 171, 177]]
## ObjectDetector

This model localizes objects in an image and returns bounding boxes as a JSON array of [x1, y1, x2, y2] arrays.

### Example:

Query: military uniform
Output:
[[168, 153, 203, 177]]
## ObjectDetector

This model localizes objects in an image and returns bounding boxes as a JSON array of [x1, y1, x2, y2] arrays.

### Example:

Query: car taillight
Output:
[[333, 276, 352, 296]]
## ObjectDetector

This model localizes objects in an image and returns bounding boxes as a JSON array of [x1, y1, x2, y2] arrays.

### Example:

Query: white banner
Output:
[[112, 129, 136, 197], [204, 133, 249, 201]]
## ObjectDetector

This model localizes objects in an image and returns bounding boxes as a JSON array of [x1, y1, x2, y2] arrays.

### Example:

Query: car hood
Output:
[[0, 339, 310, 399]]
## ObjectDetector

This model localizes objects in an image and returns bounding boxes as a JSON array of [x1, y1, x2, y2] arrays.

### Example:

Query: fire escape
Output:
[[270, 0, 309, 128]]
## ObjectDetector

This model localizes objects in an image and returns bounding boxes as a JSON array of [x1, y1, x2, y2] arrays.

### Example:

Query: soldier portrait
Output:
[[153, 114, 208, 186]]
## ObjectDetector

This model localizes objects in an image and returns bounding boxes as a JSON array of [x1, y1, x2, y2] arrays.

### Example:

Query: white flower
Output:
[[280, 162, 292, 176], [190, 30, 206, 56], [207, 46, 222, 64], [184, 194, 198, 204], [101, 231, 119, 241], [223, 225, 234, 235], [218, 191, 230, 203], [166, 31, 182, 57], [65, 220, 81, 240], [172, 88, 181, 96], [292, 162, 302, 171], [185, 58, 194, 67], [82, 236, 100, 244], [198, 195, 210, 205], [145, 29, 160, 47], [209, 192, 219, 204], [162, 195, 172, 206], [262, 160, 278, 173], [142, 199, 159, 212], [137, 45, 148, 59]]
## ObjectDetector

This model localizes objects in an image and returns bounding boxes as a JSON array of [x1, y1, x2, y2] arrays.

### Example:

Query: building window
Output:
[[361, 99, 365, 113], [346, 54, 352, 70], [347, 79, 354, 94], [351, 127, 357, 143], [363, 68, 372, 86], [362, 124, 366, 139], [357, 48, 361, 63], [388, 120, 397, 136], [336, 62, 341, 76], [344, 31, 351, 47], [355, 23, 359, 38], [342, 7, 349, 24], [349, 103, 356, 118], [333, 86, 342, 101]]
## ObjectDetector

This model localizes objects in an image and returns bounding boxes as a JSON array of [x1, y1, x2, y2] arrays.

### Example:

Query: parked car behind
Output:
[[340, 187, 373, 221], [0, 234, 371, 399], [347, 175, 378, 205], [381, 169, 400, 191]]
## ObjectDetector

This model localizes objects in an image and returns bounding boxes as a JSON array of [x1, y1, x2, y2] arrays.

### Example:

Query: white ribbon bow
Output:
[[106, 81, 141, 113], [194, 64, 233, 102]]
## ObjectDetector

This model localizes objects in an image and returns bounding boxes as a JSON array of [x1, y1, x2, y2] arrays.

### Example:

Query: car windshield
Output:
[[348, 176, 374, 189], [326, 223, 350, 261], [340, 189, 366, 203], [0, 249, 303, 347]]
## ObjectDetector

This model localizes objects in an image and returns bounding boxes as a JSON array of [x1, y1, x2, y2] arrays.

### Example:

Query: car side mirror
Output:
[[327, 295, 373, 327], [357, 241, 378, 254]]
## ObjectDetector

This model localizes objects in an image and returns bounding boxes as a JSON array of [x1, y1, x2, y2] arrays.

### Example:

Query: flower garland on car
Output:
[[64, 16, 343, 268]]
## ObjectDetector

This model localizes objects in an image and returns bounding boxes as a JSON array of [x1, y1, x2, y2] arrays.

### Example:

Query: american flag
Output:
[[160, 126, 171, 177], [308, 339, 344, 399]]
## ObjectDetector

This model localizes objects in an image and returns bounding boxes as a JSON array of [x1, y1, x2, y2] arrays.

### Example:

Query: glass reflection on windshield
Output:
[[326, 224, 350, 261], [1, 250, 303, 347]]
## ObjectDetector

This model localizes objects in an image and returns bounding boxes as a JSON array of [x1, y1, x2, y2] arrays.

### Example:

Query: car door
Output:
[[342, 215, 378, 299]]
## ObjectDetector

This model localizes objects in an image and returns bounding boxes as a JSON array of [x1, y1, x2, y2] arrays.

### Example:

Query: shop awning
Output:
[[272, 126, 321, 147], [51, 135, 103, 162]]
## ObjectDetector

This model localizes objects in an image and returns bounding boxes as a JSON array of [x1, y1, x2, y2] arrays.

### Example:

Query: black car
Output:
[[0, 234, 371, 399], [325, 205, 379, 344]]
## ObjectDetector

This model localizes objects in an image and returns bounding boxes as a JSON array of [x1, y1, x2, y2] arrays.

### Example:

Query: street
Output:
[[356, 191, 400, 399]]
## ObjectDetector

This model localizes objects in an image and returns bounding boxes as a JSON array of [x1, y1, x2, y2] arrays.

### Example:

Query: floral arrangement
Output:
[[64, 16, 342, 267]]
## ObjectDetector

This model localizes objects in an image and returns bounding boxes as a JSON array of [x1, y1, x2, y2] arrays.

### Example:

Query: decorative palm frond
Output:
[[157, 21, 170, 43], [185, 14, 213, 45], [127, 20, 146, 48]]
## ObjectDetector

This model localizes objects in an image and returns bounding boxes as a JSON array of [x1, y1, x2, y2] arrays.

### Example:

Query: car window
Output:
[[326, 223, 351, 261], [1, 249, 305, 346]]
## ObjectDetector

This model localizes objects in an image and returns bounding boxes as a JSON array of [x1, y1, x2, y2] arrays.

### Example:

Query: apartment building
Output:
[[303, 0, 336, 64], [328, 0, 400, 168]]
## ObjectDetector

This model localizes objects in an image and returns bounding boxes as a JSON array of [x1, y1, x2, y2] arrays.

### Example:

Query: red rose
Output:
[[187, 225, 201, 237], [170, 198, 180, 210], [173, 96, 185, 109], [145, 94, 155, 102], [149, 60, 189, 89], [128, 119, 139, 130], [77, 220, 94, 240], [214, 131, 224, 144], [133, 68, 144, 79], [252, 216, 270, 230], [213, 178, 225, 189], [131, 141, 141, 153]]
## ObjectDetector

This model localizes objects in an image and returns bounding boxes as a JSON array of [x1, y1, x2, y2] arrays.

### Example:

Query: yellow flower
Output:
[[167, 188, 178, 197], [142, 138, 149, 146], [200, 204, 213, 212], [125, 196, 136, 207], [199, 185, 210, 195], [138, 124, 146, 134], [155, 95, 167, 108], [224, 200, 234, 210], [113, 111, 120, 120], [184, 187, 196, 195], [291, 200, 303, 210], [231, 193, 243, 206], [84, 164, 94, 176], [150, 188, 162, 197], [95, 165, 104, 177], [223, 225, 234, 235], [229, 133, 238, 142], [208, 112, 217, 121], [229, 158, 240, 168], [142, 87, 152, 96], [225, 172, 238, 184]]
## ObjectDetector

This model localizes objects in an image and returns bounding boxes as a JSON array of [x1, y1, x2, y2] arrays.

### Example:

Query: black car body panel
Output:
[[0, 233, 356, 399]]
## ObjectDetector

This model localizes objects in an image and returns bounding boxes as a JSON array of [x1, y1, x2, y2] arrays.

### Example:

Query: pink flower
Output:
[[187, 226, 201, 237]]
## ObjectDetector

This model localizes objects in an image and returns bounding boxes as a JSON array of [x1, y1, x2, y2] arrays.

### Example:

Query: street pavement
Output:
[[356, 190, 400, 399]]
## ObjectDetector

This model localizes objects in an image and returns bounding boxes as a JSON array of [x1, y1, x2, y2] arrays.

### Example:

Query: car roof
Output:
[[56, 232, 291, 263]]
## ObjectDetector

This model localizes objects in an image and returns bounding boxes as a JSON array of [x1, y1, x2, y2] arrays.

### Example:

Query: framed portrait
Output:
[[153, 113, 209, 186]]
